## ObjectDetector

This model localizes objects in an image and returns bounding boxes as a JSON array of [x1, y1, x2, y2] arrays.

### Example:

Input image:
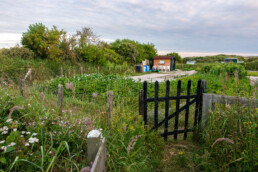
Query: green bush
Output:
[[245, 60, 258, 70], [183, 54, 245, 64], [0, 47, 34, 59], [201, 63, 247, 78], [247, 71, 258, 76], [244, 57, 258, 63]]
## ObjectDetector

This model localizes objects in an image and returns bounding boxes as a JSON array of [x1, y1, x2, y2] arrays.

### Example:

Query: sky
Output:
[[0, 0, 258, 57]]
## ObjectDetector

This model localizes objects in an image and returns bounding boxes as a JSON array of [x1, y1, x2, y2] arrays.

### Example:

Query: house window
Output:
[[159, 60, 165, 64]]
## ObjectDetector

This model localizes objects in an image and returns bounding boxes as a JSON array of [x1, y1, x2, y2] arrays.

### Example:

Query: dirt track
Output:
[[131, 70, 196, 82], [249, 76, 258, 86]]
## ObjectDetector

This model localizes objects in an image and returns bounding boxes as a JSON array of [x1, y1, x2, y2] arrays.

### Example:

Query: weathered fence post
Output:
[[143, 81, 148, 125], [86, 129, 106, 172], [80, 67, 83, 75], [87, 130, 102, 166], [225, 72, 229, 82], [58, 84, 63, 114], [20, 79, 25, 97], [201, 80, 207, 94], [139, 89, 144, 117], [234, 70, 238, 82], [198, 80, 207, 124], [60, 67, 63, 77], [107, 91, 113, 125], [73, 67, 76, 76]]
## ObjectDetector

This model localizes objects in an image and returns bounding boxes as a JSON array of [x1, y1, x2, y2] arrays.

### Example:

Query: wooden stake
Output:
[[139, 89, 144, 117], [80, 67, 83, 75], [107, 91, 113, 125], [58, 84, 63, 114], [60, 67, 63, 77], [20, 79, 25, 98]]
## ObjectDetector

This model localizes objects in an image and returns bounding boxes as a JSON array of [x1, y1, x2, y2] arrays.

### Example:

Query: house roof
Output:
[[154, 56, 174, 60]]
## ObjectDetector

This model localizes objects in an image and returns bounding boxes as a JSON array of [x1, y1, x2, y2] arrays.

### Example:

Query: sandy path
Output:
[[249, 76, 258, 86], [131, 70, 196, 82]]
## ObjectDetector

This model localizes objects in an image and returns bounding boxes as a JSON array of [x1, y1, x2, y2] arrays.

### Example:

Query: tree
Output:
[[114, 42, 139, 64], [110, 39, 157, 64], [21, 23, 66, 61], [142, 43, 157, 60], [166, 52, 182, 63], [103, 48, 121, 64], [75, 27, 99, 47], [21, 23, 48, 59]]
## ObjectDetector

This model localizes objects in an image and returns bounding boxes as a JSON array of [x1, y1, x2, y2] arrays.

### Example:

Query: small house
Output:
[[153, 56, 176, 71], [186, 60, 196, 65], [224, 58, 238, 63]]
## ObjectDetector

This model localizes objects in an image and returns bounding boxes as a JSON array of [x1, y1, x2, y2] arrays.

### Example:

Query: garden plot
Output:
[[131, 70, 196, 82]]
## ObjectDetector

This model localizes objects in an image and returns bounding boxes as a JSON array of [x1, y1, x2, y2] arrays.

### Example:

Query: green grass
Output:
[[0, 57, 257, 171], [248, 71, 258, 76]]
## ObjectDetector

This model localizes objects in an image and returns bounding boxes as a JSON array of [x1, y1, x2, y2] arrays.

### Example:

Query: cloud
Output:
[[0, 0, 257, 53]]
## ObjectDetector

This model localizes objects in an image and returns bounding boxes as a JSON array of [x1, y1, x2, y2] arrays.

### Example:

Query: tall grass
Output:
[[202, 103, 257, 171]]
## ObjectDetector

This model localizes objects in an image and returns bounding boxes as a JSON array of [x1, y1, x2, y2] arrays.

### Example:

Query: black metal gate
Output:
[[139, 79, 206, 140]]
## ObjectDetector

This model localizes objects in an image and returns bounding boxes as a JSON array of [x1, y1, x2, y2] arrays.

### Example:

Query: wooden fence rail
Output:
[[202, 93, 258, 122]]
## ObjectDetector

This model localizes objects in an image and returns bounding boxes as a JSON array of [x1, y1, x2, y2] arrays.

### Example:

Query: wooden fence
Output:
[[202, 93, 258, 121]]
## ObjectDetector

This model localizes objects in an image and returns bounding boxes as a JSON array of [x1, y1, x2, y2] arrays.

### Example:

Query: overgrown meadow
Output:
[[0, 62, 257, 171]]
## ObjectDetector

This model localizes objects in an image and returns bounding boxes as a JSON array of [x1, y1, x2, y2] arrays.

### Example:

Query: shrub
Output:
[[0, 47, 34, 59], [183, 54, 245, 64], [201, 63, 247, 78], [245, 60, 258, 70]]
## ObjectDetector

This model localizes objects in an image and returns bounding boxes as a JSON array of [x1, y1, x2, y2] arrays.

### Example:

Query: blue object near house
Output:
[[143, 65, 150, 72]]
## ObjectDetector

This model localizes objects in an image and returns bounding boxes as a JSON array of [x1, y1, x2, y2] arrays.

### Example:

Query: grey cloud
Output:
[[0, 0, 257, 53]]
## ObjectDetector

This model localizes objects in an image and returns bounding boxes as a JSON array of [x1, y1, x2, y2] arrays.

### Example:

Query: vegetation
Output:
[[111, 39, 157, 64], [201, 104, 257, 171], [183, 54, 245, 64], [200, 63, 247, 79], [248, 71, 258, 76], [166, 52, 182, 63], [0, 59, 257, 171], [245, 59, 258, 71], [0, 23, 257, 171], [20, 23, 157, 65], [0, 47, 35, 60]]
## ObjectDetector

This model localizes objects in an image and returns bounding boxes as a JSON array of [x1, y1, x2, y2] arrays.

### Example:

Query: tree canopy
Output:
[[21, 23, 158, 65], [166, 52, 182, 63]]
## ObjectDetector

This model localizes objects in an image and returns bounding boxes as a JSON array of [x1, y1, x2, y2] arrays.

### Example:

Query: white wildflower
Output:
[[21, 131, 25, 134], [2, 126, 8, 131], [28, 137, 39, 144], [9, 142, 16, 146], [6, 119, 13, 123], [26, 132, 31, 135], [2, 131, 8, 134], [28, 104, 31, 107], [1, 146, 7, 152], [21, 135, 24, 137], [32, 133, 37, 136], [13, 128, 17, 132], [25, 143, 30, 146], [0, 140, 5, 144]]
